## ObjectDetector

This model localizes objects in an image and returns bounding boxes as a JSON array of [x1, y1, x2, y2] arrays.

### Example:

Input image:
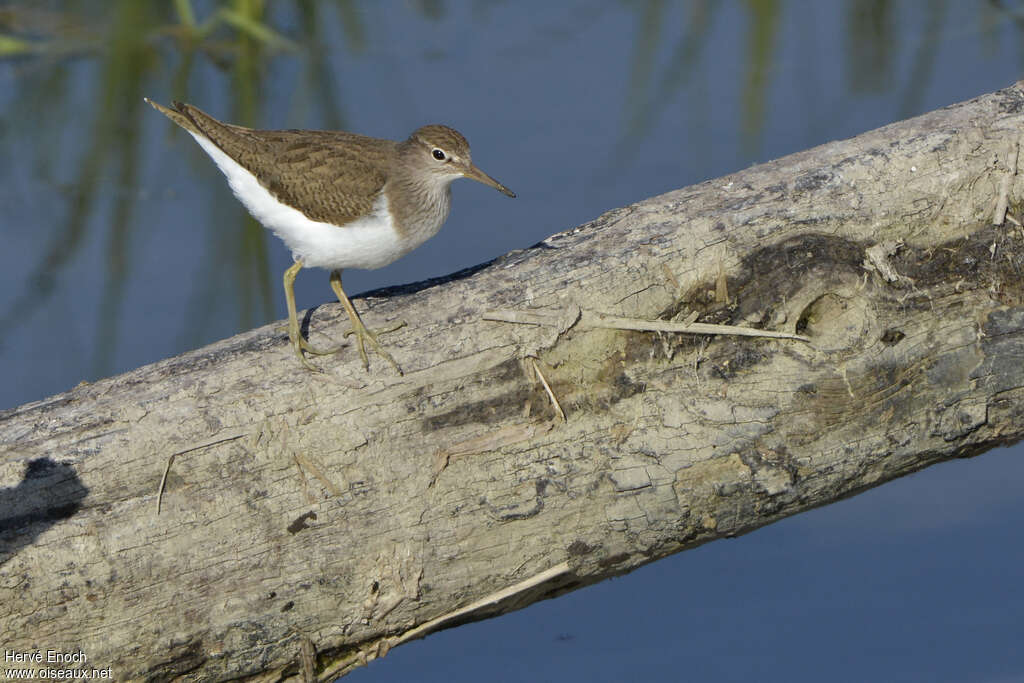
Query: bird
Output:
[[145, 98, 515, 374]]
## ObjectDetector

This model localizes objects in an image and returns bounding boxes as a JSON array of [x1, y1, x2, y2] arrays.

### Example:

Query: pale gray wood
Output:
[[4, 84, 1024, 681]]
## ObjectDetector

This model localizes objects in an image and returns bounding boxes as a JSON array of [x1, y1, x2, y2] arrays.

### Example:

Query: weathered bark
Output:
[[3, 84, 1024, 681]]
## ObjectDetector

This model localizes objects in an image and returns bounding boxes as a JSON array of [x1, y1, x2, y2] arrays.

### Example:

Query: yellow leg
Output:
[[329, 269, 406, 375], [283, 259, 344, 371]]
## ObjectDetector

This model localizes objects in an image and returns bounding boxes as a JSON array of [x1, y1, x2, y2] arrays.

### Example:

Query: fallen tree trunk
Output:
[[3, 84, 1024, 681]]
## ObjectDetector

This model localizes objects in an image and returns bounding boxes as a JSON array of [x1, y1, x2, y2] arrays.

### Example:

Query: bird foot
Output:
[[285, 321, 346, 372], [342, 319, 407, 375]]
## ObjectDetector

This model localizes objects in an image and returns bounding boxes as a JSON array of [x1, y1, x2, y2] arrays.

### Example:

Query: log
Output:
[[3, 83, 1024, 681]]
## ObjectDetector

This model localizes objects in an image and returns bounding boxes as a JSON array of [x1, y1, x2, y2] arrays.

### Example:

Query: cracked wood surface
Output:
[[3, 84, 1024, 680]]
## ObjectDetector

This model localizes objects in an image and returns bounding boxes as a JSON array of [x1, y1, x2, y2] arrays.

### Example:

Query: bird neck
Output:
[[387, 153, 453, 244]]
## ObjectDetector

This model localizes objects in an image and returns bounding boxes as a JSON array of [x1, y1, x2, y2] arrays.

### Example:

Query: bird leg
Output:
[[329, 269, 405, 375], [283, 259, 345, 371]]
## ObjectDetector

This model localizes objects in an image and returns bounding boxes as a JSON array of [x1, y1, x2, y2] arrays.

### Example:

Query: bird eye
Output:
[[432, 148, 447, 161]]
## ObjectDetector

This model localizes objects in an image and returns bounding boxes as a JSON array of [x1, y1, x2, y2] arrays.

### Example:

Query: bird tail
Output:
[[144, 97, 255, 163], [143, 97, 204, 136]]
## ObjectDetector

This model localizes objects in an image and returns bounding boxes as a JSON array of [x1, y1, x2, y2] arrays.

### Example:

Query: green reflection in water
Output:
[[0, 0, 367, 374]]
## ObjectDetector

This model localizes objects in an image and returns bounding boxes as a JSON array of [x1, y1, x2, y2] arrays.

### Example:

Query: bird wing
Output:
[[163, 102, 393, 226]]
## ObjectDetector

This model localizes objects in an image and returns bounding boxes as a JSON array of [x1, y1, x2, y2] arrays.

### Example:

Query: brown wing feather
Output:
[[169, 102, 395, 226]]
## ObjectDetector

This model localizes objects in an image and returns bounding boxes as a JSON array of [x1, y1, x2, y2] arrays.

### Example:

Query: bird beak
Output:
[[462, 163, 516, 198]]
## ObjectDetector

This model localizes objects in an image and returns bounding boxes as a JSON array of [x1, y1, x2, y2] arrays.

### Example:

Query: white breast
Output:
[[189, 132, 409, 271]]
